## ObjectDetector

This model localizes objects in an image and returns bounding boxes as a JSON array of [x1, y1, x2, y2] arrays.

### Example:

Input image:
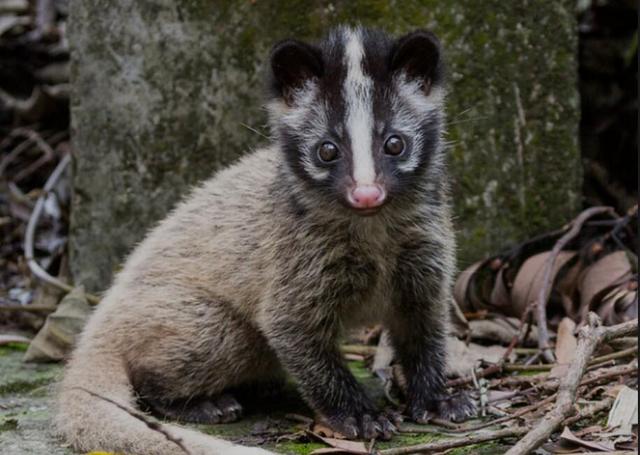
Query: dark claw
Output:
[[199, 400, 223, 424], [437, 393, 476, 422], [409, 392, 477, 424], [377, 415, 396, 440], [215, 393, 243, 423], [328, 412, 395, 440], [339, 416, 359, 439], [409, 408, 432, 424], [385, 408, 404, 426]]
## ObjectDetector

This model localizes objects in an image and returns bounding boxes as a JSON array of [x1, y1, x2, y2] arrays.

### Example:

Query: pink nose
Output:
[[348, 185, 386, 209]]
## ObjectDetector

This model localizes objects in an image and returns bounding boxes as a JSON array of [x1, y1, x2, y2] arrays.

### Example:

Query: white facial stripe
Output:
[[343, 30, 376, 185], [267, 82, 331, 182], [392, 75, 445, 173]]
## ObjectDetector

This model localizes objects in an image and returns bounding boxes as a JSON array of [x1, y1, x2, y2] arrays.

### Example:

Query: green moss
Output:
[[0, 349, 62, 396], [376, 432, 443, 449], [0, 343, 28, 353], [347, 360, 371, 380], [0, 417, 18, 432], [449, 442, 511, 454], [273, 441, 326, 455]]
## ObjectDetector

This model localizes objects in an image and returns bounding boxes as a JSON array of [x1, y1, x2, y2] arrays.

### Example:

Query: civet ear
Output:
[[270, 39, 324, 104], [390, 30, 444, 94]]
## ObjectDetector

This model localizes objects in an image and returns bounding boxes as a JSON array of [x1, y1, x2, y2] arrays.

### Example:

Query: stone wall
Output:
[[69, 0, 581, 292]]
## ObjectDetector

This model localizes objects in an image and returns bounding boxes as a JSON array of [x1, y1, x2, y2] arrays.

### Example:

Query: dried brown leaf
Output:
[[453, 261, 483, 312], [308, 432, 368, 455], [556, 256, 585, 319], [23, 286, 91, 362], [490, 267, 513, 314], [558, 426, 616, 452], [579, 251, 633, 322], [468, 317, 538, 345], [446, 337, 510, 377], [555, 317, 578, 364], [311, 422, 338, 438], [511, 251, 576, 317], [607, 386, 638, 435], [549, 317, 578, 379]]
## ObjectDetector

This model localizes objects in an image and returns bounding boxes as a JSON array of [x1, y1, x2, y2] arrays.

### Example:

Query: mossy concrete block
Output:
[[69, 0, 580, 292]]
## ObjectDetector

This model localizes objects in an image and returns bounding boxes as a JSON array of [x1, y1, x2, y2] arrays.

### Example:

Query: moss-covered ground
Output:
[[0, 346, 515, 454]]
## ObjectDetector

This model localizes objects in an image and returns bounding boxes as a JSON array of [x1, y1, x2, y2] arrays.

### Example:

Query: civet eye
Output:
[[318, 142, 339, 162], [384, 135, 404, 156]]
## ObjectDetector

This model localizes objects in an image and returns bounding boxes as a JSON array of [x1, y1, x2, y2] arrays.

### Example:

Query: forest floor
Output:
[[0, 345, 509, 455]]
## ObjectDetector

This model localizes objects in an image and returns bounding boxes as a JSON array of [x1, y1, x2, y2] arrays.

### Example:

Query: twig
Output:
[[504, 315, 637, 455], [378, 426, 529, 454], [0, 304, 57, 313], [503, 363, 553, 372], [534, 207, 615, 362], [488, 371, 548, 388], [10, 130, 57, 183], [23, 154, 100, 305], [0, 334, 32, 345], [502, 345, 636, 372], [447, 363, 502, 387], [73, 387, 191, 455], [453, 393, 557, 433], [579, 360, 638, 388], [284, 413, 314, 425], [587, 346, 637, 365]]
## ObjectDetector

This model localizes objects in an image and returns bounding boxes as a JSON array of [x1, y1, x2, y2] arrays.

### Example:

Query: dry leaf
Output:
[[597, 284, 638, 325], [446, 337, 511, 377], [308, 432, 369, 455], [468, 317, 539, 345], [579, 251, 633, 322], [511, 251, 576, 318], [549, 317, 578, 379], [607, 386, 638, 435], [557, 426, 616, 452], [23, 287, 92, 362], [556, 257, 585, 319], [453, 261, 483, 312], [311, 422, 339, 438], [554, 318, 577, 364], [490, 267, 513, 314]]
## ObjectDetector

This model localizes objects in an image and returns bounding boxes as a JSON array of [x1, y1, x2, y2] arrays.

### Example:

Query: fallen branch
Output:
[[379, 426, 529, 454], [504, 315, 637, 455], [0, 304, 57, 313], [579, 360, 638, 388], [587, 346, 637, 365], [453, 393, 556, 433], [501, 345, 637, 373]]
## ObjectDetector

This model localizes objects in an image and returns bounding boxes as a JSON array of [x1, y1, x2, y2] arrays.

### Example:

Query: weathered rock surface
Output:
[[69, 0, 581, 292]]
